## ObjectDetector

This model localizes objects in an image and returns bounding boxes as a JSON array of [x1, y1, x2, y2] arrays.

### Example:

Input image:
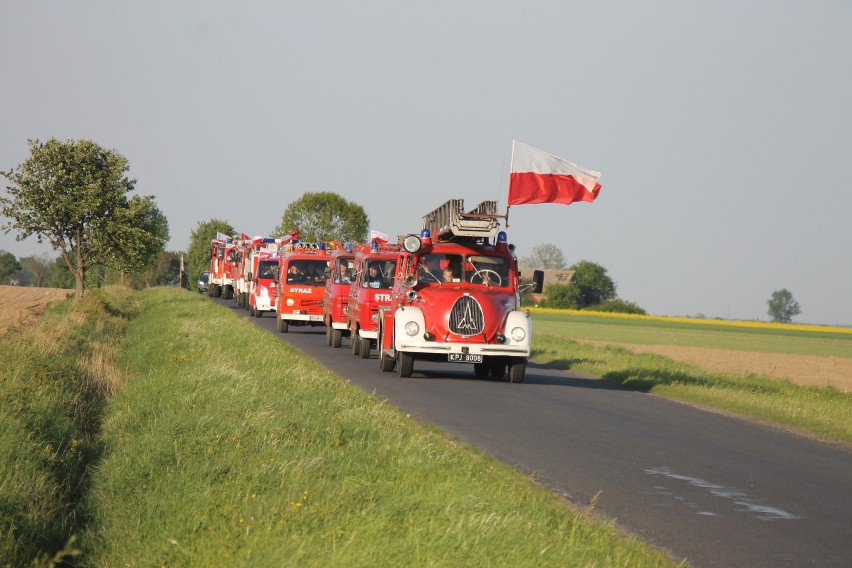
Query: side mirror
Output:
[[532, 270, 544, 294]]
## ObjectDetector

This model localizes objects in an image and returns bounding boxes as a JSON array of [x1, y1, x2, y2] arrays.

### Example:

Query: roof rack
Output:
[[422, 199, 500, 240]]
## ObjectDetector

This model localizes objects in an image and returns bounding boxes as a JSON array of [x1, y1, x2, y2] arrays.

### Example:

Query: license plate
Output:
[[448, 353, 483, 363], [309, 315, 323, 321]]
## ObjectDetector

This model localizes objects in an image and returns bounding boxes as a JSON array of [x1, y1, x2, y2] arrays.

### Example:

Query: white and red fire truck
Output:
[[377, 199, 542, 382], [207, 237, 238, 300], [322, 245, 358, 348], [275, 242, 331, 333], [248, 251, 280, 318], [347, 241, 400, 359]]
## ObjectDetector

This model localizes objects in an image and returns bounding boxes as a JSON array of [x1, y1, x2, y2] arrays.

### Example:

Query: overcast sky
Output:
[[2, 1, 850, 326]]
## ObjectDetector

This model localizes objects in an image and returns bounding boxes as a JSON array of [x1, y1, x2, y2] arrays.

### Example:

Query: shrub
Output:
[[586, 299, 647, 315]]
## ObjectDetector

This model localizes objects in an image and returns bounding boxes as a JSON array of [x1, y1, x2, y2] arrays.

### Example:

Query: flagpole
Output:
[[505, 140, 516, 228]]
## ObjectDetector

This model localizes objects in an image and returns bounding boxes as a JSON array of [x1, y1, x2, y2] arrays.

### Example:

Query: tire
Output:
[[473, 363, 489, 378], [359, 337, 371, 359], [350, 331, 360, 356], [507, 361, 526, 383], [378, 325, 396, 372], [397, 351, 414, 378], [255, 307, 262, 318], [214, 285, 222, 298], [277, 315, 289, 333], [326, 324, 333, 346], [331, 328, 342, 348]]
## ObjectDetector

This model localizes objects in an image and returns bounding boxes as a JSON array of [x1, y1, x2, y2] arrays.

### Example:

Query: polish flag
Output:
[[508, 140, 601, 206], [370, 229, 389, 245]]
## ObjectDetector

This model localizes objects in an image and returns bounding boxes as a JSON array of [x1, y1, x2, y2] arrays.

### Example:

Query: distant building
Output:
[[519, 269, 575, 304]]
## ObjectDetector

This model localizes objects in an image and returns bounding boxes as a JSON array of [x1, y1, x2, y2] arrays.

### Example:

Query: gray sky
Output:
[[2, 1, 850, 326]]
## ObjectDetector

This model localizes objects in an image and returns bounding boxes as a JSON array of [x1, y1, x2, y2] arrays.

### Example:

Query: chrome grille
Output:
[[448, 296, 484, 335]]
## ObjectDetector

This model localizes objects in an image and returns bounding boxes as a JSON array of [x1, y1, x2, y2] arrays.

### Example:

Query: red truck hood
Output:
[[415, 285, 516, 341]]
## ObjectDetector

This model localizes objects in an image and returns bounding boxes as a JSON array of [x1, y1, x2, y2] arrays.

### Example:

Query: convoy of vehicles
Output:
[[206, 197, 542, 382]]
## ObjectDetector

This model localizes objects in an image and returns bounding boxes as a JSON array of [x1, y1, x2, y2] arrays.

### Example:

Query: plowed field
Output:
[[579, 340, 852, 393], [0, 285, 70, 332]]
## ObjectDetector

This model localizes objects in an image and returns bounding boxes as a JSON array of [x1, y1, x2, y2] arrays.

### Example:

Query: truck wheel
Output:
[[332, 328, 343, 348], [350, 332, 360, 356], [397, 352, 414, 378], [473, 363, 489, 378], [379, 349, 396, 372], [214, 285, 222, 298], [359, 337, 371, 359], [277, 316, 288, 333], [254, 307, 262, 318], [378, 326, 396, 372], [325, 325, 332, 346], [507, 361, 526, 383]]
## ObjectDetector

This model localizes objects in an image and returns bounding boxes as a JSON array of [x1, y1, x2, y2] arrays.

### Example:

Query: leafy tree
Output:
[[540, 283, 580, 309], [0, 250, 22, 283], [47, 256, 75, 289], [133, 250, 182, 288], [271, 192, 369, 244], [20, 253, 52, 287], [767, 289, 801, 323], [187, 219, 235, 290], [570, 260, 616, 308], [519, 243, 566, 269], [1, 138, 167, 298]]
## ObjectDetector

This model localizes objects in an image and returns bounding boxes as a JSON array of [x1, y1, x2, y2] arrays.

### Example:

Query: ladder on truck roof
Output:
[[422, 199, 500, 241]]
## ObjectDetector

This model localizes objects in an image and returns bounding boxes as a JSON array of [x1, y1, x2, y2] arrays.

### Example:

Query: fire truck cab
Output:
[[347, 242, 400, 359], [322, 246, 358, 348], [275, 243, 330, 333], [378, 199, 542, 382]]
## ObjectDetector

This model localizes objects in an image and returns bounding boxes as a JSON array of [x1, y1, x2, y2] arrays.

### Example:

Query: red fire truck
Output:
[[207, 237, 238, 300], [275, 242, 331, 333], [377, 199, 542, 382], [347, 242, 400, 359], [322, 245, 358, 348], [248, 251, 280, 317]]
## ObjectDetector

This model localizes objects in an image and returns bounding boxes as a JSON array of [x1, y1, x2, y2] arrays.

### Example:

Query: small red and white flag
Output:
[[369, 229, 389, 245], [508, 140, 601, 206]]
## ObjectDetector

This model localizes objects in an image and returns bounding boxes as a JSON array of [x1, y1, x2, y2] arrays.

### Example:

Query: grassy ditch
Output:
[[531, 316, 852, 444], [78, 288, 678, 567], [0, 287, 132, 566]]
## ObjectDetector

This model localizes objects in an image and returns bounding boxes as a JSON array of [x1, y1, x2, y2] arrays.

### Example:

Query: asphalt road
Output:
[[219, 299, 852, 567]]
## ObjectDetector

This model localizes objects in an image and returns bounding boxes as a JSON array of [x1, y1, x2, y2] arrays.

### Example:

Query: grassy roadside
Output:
[[530, 312, 852, 444], [79, 288, 677, 567], [0, 287, 132, 566]]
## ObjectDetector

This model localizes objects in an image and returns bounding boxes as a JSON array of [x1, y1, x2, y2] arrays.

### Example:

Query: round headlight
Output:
[[403, 235, 422, 253], [404, 321, 420, 337], [371, 313, 379, 323], [286, 298, 295, 307], [510, 327, 526, 342]]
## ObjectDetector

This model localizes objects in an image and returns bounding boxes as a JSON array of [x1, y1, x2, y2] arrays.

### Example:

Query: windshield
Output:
[[285, 259, 329, 285], [417, 253, 510, 288], [258, 260, 277, 279], [333, 256, 356, 284], [362, 259, 397, 289]]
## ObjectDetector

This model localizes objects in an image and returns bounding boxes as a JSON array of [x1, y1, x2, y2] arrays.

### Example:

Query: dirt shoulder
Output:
[[0, 285, 71, 332], [577, 340, 852, 393]]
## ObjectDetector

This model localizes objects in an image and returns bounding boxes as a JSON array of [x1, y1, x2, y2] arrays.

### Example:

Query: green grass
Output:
[[532, 311, 852, 357], [530, 314, 852, 443], [0, 288, 132, 566], [79, 288, 678, 567]]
